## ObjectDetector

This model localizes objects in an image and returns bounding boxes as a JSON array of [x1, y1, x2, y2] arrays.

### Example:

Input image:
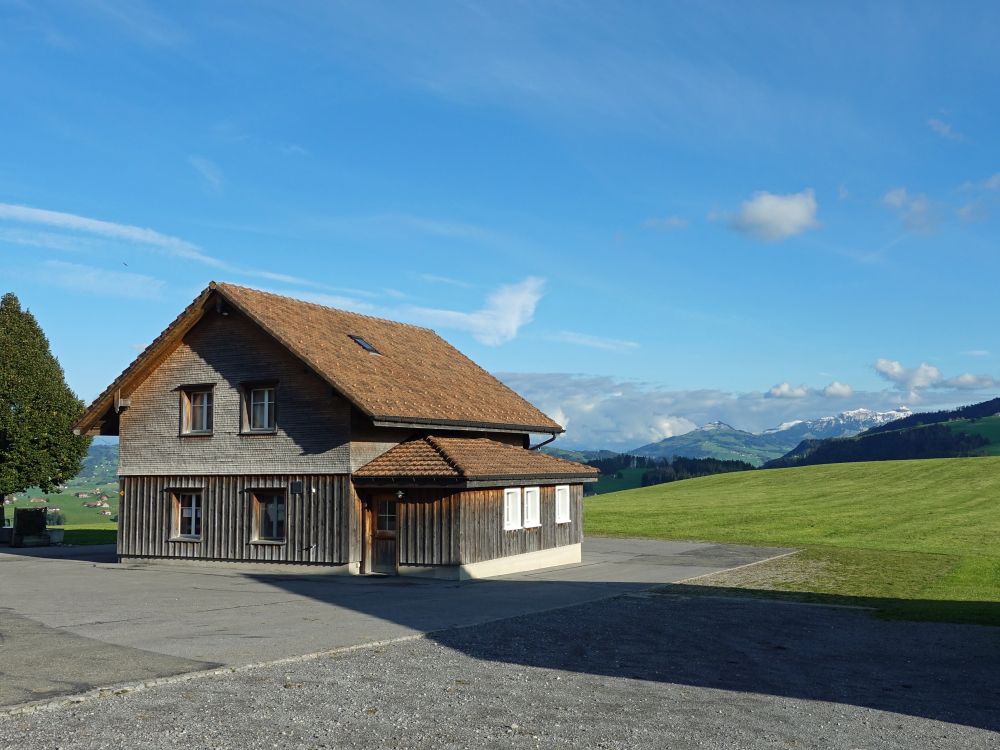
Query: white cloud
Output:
[[823, 381, 854, 398], [644, 215, 688, 231], [548, 331, 639, 352], [407, 277, 544, 345], [928, 118, 964, 142], [881, 187, 936, 232], [767, 382, 809, 399], [188, 156, 224, 191], [837, 184, 850, 200], [874, 358, 941, 392], [496, 373, 950, 450], [874, 358, 997, 399], [729, 188, 819, 241], [943, 373, 998, 390], [40, 260, 165, 300], [984, 173, 1000, 190], [963, 350, 991, 357]]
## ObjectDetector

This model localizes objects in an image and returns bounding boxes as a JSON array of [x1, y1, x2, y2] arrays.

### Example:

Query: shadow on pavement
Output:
[[247, 574, 1000, 732], [0, 608, 216, 708], [0, 544, 117, 564]]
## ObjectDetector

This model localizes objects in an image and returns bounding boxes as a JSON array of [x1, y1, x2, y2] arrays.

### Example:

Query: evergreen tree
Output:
[[0, 292, 91, 495]]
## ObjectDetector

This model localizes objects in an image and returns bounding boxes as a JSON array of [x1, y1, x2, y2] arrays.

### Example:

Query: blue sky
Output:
[[2, 1, 999, 448]]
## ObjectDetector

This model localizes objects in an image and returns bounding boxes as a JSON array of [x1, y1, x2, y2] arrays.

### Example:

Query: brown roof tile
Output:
[[74, 282, 563, 435], [354, 436, 598, 482]]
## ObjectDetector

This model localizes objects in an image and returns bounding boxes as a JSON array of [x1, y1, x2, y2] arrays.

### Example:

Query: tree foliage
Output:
[[585, 452, 755, 489], [0, 292, 91, 495], [764, 424, 989, 469]]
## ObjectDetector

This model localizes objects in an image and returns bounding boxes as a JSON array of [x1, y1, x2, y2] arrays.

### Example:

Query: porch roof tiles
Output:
[[354, 436, 598, 482]]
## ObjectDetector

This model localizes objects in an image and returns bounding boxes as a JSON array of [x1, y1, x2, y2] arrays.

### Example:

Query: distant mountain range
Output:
[[765, 398, 1000, 469], [629, 408, 912, 466]]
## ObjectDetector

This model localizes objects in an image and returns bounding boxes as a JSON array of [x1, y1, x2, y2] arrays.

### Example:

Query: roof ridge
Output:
[[213, 281, 436, 332], [424, 435, 468, 477]]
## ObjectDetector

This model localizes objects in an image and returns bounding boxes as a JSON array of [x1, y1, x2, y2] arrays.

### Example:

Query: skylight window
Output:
[[349, 335, 379, 354]]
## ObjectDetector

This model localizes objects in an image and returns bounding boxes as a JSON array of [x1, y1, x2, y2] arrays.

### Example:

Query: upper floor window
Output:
[[242, 383, 277, 433], [180, 387, 213, 435]]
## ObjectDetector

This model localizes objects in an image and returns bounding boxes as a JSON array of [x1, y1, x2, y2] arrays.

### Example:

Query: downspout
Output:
[[528, 433, 558, 451]]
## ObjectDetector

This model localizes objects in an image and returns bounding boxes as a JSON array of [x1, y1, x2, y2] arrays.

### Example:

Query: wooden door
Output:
[[371, 496, 398, 574]]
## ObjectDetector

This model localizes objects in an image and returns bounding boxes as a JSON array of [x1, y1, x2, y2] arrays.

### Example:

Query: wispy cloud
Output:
[[882, 187, 937, 233], [0, 202, 217, 264], [419, 273, 474, 288], [643, 215, 688, 231], [548, 331, 639, 352], [40, 260, 165, 300], [725, 189, 819, 241], [406, 277, 544, 345], [87, 0, 187, 48], [0, 202, 336, 291], [187, 155, 223, 192], [928, 117, 965, 142], [963, 349, 991, 357]]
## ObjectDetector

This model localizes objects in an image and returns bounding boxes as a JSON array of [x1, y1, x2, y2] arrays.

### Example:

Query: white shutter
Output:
[[555, 485, 571, 524], [523, 487, 541, 528], [503, 488, 522, 530]]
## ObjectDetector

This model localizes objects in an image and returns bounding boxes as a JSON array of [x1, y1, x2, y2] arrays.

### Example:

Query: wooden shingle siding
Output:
[[396, 489, 461, 566], [119, 309, 351, 476], [118, 474, 354, 564], [457, 484, 583, 564]]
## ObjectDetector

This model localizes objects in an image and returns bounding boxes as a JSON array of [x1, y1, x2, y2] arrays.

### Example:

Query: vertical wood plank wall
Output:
[[395, 489, 461, 567], [457, 484, 583, 565], [119, 474, 355, 564]]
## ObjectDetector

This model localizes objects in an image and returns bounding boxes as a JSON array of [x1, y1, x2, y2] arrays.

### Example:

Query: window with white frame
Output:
[[242, 383, 277, 432], [555, 485, 571, 524], [523, 487, 541, 528], [503, 487, 522, 530]]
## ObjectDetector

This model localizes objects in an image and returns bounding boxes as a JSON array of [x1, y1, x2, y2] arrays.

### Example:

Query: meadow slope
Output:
[[585, 457, 1000, 624]]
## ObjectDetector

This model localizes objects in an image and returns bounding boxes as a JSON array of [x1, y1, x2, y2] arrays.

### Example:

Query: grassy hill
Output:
[[585, 457, 1000, 625], [632, 423, 791, 466], [3, 440, 119, 544]]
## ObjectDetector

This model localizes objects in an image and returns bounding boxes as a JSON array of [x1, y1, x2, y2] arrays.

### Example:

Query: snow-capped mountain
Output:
[[632, 408, 911, 466], [762, 407, 913, 442]]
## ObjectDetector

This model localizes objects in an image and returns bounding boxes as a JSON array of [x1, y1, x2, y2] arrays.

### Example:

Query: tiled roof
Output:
[[354, 436, 599, 482], [73, 282, 563, 434]]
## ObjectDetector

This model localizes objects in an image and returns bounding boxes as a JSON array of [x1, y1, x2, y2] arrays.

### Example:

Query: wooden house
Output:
[[73, 283, 596, 578]]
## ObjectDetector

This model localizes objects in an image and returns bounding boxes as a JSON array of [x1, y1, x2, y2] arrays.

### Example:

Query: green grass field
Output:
[[4, 476, 118, 544], [585, 456, 1000, 625], [948, 415, 1000, 456]]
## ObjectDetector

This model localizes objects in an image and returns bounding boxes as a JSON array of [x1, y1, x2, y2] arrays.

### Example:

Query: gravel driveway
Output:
[[2, 591, 996, 749]]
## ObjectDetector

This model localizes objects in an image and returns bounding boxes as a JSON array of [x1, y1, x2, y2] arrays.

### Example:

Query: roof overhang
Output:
[[370, 417, 562, 435], [352, 475, 598, 489]]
